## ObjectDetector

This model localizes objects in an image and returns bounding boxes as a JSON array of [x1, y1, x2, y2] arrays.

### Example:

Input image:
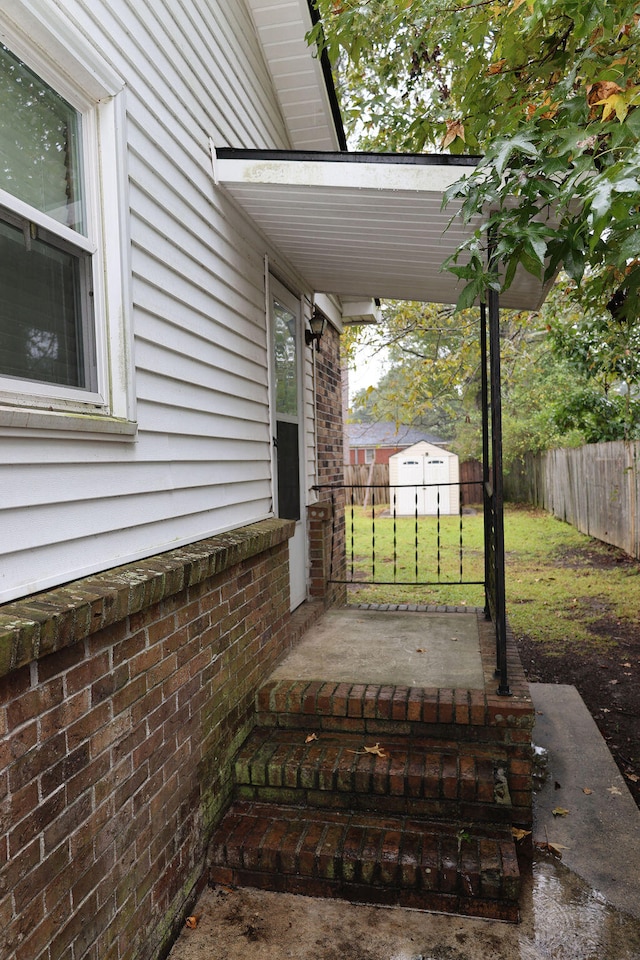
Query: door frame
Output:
[[267, 271, 308, 609]]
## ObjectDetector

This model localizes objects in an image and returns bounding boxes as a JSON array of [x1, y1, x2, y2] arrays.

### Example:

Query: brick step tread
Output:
[[256, 679, 534, 735], [235, 728, 511, 814], [208, 801, 520, 922]]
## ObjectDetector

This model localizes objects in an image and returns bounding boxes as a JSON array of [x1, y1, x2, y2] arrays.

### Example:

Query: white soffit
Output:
[[213, 150, 553, 311], [245, 0, 342, 151]]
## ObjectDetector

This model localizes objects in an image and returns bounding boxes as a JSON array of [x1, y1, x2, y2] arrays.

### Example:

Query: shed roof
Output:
[[390, 440, 457, 460]]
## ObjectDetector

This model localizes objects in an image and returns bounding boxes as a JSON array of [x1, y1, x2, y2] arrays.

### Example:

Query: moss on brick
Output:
[[0, 519, 294, 680]]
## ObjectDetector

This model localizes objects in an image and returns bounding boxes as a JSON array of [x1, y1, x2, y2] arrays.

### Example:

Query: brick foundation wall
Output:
[[0, 519, 312, 960], [311, 323, 346, 605]]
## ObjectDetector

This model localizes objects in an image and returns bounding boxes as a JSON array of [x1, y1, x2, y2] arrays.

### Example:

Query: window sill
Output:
[[0, 406, 138, 439]]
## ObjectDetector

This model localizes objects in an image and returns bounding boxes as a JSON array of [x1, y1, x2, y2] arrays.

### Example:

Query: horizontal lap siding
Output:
[[0, 0, 293, 603]]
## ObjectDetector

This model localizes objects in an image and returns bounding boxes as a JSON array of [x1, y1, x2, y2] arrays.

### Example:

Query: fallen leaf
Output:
[[609, 679, 619, 685], [535, 840, 567, 858], [416, 648, 425, 653], [185, 916, 198, 929], [364, 742, 388, 757], [626, 773, 639, 783], [347, 742, 389, 758], [607, 785, 623, 796], [512, 827, 532, 841], [305, 733, 319, 743], [583, 787, 593, 795], [450, 637, 459, 642], [552, 806, 570, 817]]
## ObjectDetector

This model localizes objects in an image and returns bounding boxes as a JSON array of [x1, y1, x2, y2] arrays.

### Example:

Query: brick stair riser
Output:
[[208, 802, 520, 922], [255, 680, 535, 733], [234, 785, 513, 823], [254, 711, 534, 826], [208, 864, 518, 922], [233, 733, 513, 825]]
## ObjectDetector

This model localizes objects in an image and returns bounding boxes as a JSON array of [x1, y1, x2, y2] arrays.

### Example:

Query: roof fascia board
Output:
[[213, 150, 479, 195]]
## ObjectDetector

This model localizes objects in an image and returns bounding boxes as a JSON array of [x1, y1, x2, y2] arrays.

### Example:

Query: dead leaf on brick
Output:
[[552, 806, 570, 817], [512, 827, 532, 841], [349, 742, 388, 758], [305, 733, 319, 743], [185, 916, 198, 929], [364, 742, 388, 757], [583, 787, 593, 795]]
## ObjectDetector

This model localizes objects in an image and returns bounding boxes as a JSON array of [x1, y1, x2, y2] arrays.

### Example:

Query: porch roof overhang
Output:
[[213, 149, 555, 312]]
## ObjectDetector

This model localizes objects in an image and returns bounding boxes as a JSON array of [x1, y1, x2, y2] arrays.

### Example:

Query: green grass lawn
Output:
[[344, 502, 640, 651]]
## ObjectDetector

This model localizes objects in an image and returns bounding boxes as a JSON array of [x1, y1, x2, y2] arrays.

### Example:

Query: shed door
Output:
[[424, 458, 450, 514], [397, 458, 423, 514]]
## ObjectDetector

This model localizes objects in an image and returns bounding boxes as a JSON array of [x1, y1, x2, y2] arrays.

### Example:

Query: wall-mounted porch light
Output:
[[305, 305, 328, 351]]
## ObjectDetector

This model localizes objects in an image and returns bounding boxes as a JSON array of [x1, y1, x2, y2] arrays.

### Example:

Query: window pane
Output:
[[274, 299, 298, 417], [0, 215, 93, 388], [0, 45, 85, 234]]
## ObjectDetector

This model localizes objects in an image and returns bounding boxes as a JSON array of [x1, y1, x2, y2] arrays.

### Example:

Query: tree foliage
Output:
[[348, 302, 478, 438], [347, 283, 640, 465], [310, 1, 640, 321]]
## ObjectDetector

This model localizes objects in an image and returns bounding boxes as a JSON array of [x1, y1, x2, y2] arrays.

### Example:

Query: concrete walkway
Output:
[[531, 683, 640, 919]]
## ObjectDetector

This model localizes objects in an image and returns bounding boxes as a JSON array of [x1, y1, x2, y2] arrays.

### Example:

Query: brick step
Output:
[[234, 728, 512, 823], [208, 801, 520, 922], [257, 679, 504, 739]]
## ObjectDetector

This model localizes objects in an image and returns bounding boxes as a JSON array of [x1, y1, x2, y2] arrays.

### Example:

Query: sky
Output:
[[346, 341, 389, 403]]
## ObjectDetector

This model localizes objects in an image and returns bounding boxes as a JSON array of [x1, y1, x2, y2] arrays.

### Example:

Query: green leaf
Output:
[[612, 178, 640, 194]]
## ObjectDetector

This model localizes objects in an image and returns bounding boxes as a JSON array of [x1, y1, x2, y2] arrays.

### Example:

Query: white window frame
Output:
[[364, 447, 375, 464], [0, 4, 135, 436]]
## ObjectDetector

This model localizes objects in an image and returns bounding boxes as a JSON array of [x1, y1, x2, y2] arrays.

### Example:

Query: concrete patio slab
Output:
[[270, 608, 484, 688]]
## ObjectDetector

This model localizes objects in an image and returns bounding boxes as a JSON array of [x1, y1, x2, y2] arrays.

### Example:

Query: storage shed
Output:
[[389, 442, 460, 515]]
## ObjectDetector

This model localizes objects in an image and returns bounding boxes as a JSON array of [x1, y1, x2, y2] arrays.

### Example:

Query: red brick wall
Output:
[[0, 520, 309, 960], [312, 324, 346, 605], [349, 447, 408, 466]]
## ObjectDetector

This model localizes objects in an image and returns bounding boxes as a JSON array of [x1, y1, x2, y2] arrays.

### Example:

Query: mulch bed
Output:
[[514, 542, 640, 810]]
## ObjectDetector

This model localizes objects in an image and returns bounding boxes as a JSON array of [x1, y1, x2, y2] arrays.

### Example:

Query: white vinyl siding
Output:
[[0, 0, 313, 603]]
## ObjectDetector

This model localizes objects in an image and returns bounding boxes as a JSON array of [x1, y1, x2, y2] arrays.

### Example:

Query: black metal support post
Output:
[[480, 303, 492, 621], [487, 260, 511, 696]]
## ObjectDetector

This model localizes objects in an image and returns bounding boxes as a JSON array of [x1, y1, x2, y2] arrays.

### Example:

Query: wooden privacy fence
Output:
[[343, 463, 389, 505], [505, 442, 640, 559], [343, 460, 484, 506]]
